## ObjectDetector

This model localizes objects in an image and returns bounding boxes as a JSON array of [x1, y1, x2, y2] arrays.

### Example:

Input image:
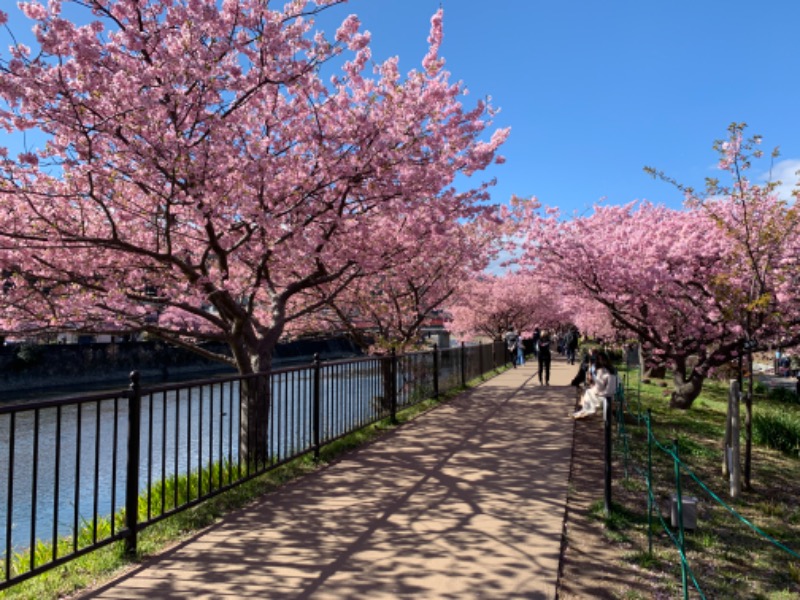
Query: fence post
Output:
[[479, 341, 485, 379], [615, 381, 630, 479], [390, 348, 398, 424], [460, 342, 466, 387], [604, 392, 613, 517], [313, 353, 321, 461], [124, 371, 142, 556], [646, 409, 654, 557], [673, 439, 689, 599], [432, 344, 439, 400]]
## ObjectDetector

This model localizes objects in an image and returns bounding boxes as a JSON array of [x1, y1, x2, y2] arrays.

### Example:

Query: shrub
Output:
[[767, 385, 800, 405], [753, 411, 800, 457]]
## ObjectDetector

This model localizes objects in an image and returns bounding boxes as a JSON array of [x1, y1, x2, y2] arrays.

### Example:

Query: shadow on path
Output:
[[80, 359, 579, 599]]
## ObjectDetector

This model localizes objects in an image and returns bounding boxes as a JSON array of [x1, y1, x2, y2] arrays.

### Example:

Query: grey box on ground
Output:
[[670, 495, 698, 530]]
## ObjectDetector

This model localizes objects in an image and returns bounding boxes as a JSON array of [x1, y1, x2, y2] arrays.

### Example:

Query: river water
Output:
[[2, 369, 330, 554], [1, 357, 446, 556]]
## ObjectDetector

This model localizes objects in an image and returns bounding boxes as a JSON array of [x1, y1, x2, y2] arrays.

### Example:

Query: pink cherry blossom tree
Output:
[[648, 122, 800, 483], [0, 1, 508, 379], [297, 212, 503, 354], [646, 123, 800, 353], [523, 127, 800, 409], [0, 1, 509, 459], [295, 197, 527, 354], [523, 201, 745, 408], [559, 292, 618, 342], [447, 270, 565, 342]]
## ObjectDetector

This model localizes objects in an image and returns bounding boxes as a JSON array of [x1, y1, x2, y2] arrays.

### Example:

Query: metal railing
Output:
[[0, 340, 507, 590]]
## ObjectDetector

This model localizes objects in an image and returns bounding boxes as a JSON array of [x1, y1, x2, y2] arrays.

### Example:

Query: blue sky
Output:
[[320, 0, 800, 214], [3, 0, 799, 215]]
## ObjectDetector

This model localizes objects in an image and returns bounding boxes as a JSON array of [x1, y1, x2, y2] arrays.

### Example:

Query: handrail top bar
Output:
[[0, 388, 128, 414]]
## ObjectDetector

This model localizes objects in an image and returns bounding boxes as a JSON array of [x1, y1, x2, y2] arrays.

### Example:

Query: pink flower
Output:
[[18, 152, 39, 166], [335, 14, 360, 44]]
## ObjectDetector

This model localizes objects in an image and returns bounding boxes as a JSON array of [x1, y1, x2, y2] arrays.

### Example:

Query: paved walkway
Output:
[[81, 357, 579, 599]]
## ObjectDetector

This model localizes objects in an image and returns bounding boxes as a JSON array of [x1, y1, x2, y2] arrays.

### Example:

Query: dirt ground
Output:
[[557, 389, 655, 600]]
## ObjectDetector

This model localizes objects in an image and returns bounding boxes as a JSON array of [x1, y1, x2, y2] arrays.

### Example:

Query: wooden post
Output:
[[722, 379, 733, 478], [604, 394, 613, 516], [727, 379, 741, 498]]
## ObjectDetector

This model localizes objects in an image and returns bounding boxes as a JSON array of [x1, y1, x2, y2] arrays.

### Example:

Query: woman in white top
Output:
[[573, 352, 614, 419]]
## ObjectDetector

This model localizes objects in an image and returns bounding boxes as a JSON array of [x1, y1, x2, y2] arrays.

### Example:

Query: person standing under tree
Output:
[[537, 330, 552, 385], [516, 335, 526, 366], [566, 327, 579, 365], [505, 329, 520, 369]]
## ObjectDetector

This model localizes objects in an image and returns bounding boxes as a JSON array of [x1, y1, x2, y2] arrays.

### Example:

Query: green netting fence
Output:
[[609, 367, 800, 599]]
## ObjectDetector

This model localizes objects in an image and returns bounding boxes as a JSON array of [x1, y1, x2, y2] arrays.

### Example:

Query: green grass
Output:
[[609, 366, 800, 599], [0, 365, 508, 599], [755, 383, 800, 405], [753, 410, 800, 457]]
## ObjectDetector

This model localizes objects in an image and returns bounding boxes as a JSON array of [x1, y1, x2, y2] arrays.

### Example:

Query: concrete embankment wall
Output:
[[0, 337, 362, 401]]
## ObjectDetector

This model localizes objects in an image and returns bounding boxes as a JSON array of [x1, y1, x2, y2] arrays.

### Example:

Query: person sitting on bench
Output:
[[572, 352, 614, 419]]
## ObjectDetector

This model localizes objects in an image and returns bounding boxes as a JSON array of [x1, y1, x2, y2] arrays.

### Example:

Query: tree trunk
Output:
[[743, 391, 753, 490], [233, 340, 275, 468], [378, 353, 395, 413], [645, 364, 668, 379], [670, 358, 705, 409], [639, 343, 667, 379], [240, 372, 270, 467]]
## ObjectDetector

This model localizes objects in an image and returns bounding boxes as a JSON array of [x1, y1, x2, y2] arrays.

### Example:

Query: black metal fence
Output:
[[0, 340, 507, 590]]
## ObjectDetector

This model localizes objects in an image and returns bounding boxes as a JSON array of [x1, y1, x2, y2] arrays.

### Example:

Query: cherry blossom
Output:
[[522, 126, 800, 408], [0, 1, 508, 378]]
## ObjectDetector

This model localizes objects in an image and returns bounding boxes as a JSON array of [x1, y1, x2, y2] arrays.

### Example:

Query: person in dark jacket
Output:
[[505, 329, 519, 369], [537, 330, 552, 385], [531, 327, 541, 359], [565, 328, 579, 365], [570, 360, 587, 387]]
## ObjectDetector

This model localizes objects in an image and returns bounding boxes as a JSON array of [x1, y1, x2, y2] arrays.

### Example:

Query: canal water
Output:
[[1, 359, 447, 555], [2, 368, 329, 555]]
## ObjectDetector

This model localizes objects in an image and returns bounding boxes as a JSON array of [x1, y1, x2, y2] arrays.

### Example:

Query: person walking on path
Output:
[[537, 330, 552, 385], [531, 327, 541, 359]]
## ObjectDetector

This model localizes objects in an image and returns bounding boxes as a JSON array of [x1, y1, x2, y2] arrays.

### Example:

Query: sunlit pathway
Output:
[[80, 356, 579, 599]]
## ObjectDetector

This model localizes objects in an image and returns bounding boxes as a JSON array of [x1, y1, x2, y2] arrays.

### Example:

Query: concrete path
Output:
[[81, 357, 579, 600]]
